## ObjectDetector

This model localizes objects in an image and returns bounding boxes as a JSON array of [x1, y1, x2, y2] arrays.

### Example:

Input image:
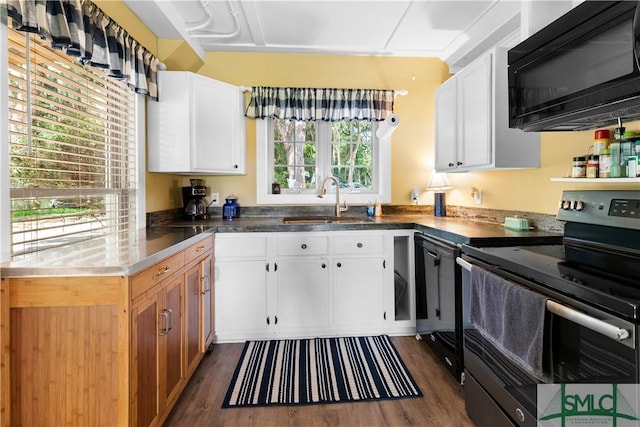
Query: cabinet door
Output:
[[184, 263, 202, 375], [201, 253, 214, 350], [434, 77, 458, 171], [131, 294, 160, 427], [191, 76, 246, 174], [215, 260, 268, 337], [275, 258, 330, 332], [458, 53, 492, 169], [160, 277, 185, 410], [333, 257, 385, 328]]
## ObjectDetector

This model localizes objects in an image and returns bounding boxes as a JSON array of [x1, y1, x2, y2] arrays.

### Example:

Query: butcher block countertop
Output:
[[0, 214, 562, 278]]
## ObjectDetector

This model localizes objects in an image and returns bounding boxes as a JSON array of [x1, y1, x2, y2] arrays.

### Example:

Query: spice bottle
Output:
[[572, 156, 587, 178], [586, 155, 599, 178], [629, 156, 638, 178], [593, 129, 610, 155], [599, 149, 611, 177]]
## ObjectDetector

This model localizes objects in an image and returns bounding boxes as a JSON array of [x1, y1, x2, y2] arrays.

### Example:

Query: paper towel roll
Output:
[[376, 113, 400, 140]]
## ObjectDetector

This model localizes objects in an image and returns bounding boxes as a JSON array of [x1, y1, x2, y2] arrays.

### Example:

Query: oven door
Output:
[[458, 256, 638, 427]]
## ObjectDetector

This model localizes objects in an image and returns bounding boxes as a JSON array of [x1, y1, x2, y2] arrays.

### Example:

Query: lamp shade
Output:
[[425, 171, 453, 191]]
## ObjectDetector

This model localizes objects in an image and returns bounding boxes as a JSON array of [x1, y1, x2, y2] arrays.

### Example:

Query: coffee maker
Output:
[[182, 179, 208, 220]]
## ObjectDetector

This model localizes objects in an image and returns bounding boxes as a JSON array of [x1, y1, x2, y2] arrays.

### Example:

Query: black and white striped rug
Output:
[[222, 335, 422, 407]]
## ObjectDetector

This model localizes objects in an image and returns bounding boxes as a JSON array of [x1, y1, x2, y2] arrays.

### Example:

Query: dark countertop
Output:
[[1, 214, 562, 278], [170, 214, 562, 246]]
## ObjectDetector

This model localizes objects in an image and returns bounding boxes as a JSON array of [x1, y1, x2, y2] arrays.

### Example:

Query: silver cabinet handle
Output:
[[155, 266, 171, 277], [200, 275, 211, 294], [159, 309, 172, 336]]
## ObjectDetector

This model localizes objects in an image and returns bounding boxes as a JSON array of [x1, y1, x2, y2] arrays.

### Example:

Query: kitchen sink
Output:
[[282, 216, 373, 224]]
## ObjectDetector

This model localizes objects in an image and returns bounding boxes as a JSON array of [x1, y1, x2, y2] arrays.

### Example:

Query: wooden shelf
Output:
[[550, 177, 640, 183]]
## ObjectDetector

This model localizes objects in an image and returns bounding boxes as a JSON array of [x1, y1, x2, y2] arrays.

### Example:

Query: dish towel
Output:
[[469, 265, 552, 382]]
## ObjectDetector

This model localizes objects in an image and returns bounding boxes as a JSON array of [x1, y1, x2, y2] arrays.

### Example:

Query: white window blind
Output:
[[7, 27, 137, 258]]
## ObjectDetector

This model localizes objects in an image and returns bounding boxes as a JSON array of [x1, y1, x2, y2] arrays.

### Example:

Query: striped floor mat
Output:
[[223, 335, 422, 407]]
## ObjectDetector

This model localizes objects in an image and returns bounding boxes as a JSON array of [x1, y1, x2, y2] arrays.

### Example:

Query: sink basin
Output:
[[282, 216, 372, 224]]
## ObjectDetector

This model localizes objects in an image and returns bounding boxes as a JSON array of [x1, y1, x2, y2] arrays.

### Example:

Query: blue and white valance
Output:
[[6, 0, 159, 99], [246, 86, 395, 121]]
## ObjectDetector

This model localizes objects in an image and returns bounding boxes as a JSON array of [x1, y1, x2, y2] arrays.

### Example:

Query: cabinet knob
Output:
[[457, 161, 463, 166], [234, 164, 238, 169], [356, 242, 363, 248], [321, 263, 326, 269], [301, 243, 307, 249], [448, 162, 454, 167], [337, 262, 342, 268]]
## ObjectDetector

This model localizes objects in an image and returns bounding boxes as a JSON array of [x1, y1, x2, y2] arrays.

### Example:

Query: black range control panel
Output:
[[609, 199, 640, 219]]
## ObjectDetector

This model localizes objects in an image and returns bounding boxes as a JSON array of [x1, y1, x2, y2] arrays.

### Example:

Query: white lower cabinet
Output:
[[333, 257, 385, 332], [214, 230, 415, 342], [214, 234, 269, 341], [275, 258, 331, 333], [215, 259, 269, 340]]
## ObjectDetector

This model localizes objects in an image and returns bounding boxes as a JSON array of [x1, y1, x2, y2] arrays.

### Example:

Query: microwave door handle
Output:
[[546, 300, 631, 343]]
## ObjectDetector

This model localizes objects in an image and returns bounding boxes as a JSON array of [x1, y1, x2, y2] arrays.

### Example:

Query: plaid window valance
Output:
[[245, 86, 395, 121], [6, 0, 159, 99]]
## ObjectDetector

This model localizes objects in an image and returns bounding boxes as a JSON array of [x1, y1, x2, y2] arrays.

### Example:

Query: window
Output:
[[5, 27, 140, 258], [257, 118, 390, 205]]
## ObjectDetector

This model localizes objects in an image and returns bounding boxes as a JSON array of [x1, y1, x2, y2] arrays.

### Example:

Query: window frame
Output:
[[0, 19, 145, 262], [256, 119, 391, 206]]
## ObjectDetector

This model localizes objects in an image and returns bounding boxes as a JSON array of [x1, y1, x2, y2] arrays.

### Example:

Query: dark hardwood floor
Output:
[[163, 336, 475, 427]]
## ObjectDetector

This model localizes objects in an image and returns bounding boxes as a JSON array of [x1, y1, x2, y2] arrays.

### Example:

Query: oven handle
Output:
[[456, 257, 632, 343], [456, 257, 473, 271], [546, 300, 630, 342]]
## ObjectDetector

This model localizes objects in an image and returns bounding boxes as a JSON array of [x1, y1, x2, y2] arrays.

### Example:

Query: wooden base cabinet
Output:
[[5, 235, 214, 427], [185, 243, 214, 377], [131, 274, 185, 427]]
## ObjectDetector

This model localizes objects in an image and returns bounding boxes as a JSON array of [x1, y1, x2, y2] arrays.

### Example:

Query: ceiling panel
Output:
[[123, 0, 528, 68]]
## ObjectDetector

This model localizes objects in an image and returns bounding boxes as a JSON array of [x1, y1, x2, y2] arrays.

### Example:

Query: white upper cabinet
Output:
[[147, 71, 246, 174], [435, 47, 540, 172]]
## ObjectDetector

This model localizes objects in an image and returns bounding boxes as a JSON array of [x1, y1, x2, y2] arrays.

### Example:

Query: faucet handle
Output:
[[339, 201, 348, 213]]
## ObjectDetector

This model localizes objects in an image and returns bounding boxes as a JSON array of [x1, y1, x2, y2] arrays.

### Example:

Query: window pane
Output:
[[7, 28, 136, 258], [331, 121, 373, 190], [272, 119, 316, 190]]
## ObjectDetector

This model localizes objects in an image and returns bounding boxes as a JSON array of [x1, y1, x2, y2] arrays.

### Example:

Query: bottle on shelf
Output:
[[599, 149, 611, 178]]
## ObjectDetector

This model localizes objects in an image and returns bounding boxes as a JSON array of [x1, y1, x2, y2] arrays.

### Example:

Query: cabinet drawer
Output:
[[276, 235, 328, 256], [184, 236, 213, 263], [131, 251, 185, 300], [215, 235, 267, 258], [333, 234, 384, 255]]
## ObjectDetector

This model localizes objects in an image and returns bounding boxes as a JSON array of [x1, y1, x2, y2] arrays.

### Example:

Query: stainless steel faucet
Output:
[[317, 175, 348, 217]]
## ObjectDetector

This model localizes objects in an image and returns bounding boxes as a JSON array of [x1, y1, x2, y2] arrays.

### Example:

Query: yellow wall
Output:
[[104, 1, 637, 216], [190, 52, 450, 211]]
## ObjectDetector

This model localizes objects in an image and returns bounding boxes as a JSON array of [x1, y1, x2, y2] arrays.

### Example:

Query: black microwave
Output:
[[508, 1, 640, 131]]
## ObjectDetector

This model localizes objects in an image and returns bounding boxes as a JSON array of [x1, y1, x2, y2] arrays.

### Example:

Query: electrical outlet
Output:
[[410, 187, 420, 204], [209, 192, 219, 206], [474, 190, 482, 205]]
